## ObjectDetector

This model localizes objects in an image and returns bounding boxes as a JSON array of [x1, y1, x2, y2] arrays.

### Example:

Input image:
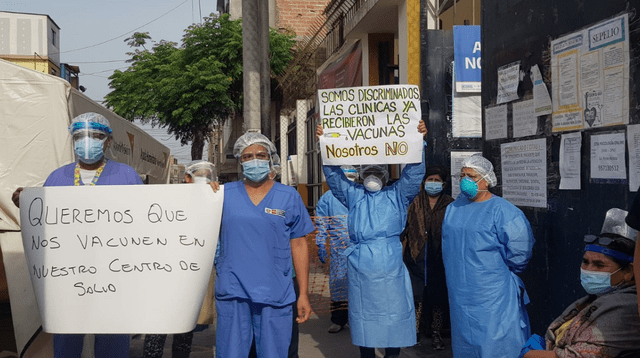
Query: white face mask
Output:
[[363, 175, 383, 192]]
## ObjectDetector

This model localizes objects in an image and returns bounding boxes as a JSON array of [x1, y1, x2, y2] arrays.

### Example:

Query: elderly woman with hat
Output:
[[521, 208, 640, 358], [442, 154, 535, 358]]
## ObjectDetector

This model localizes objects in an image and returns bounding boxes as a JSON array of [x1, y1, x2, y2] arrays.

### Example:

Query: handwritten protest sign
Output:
[[318, 84, 423, 165], [19, 184, 223, 334]]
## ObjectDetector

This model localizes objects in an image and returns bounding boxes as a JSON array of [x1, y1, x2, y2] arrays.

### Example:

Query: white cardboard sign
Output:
[[19, 184, 223, 334], [318, 85, 423, 165]]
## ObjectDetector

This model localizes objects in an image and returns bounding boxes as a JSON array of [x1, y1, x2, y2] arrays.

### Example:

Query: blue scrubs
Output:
[[215, 181, 314, 358], [323, 157, 424, 348], [315, 190, 351, 302], [442, 195, 535, 358], [44, 160, 142, 358]]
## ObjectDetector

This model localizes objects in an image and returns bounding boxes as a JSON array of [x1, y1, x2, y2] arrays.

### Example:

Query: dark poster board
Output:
[[481, 0, 640, 333]]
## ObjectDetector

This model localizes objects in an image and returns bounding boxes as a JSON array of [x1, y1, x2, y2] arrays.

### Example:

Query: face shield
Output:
[[69, 113, 112, 164], [341, 165, 358, 182], [185, 161, 216, 184], [360, 165, 388, 192]]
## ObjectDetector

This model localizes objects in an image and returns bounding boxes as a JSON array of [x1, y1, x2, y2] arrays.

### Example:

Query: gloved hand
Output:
[[517, 334, 545, 358], [318, 247, 328, 264]]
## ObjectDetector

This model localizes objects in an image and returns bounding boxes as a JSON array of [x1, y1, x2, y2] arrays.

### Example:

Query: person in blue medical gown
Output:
[[316, 120, 427, 358], [211, 132, 315, 358], [13, 112, 142, 358], [315, 165, 357, 333], [442, 154, 535, 358]]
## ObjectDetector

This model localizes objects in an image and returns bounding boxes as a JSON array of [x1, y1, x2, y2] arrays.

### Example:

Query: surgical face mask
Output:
[[193, 176, 210, 184], [580, 267, 621, 295], [424, 181, 443, 196], [242, 159, 271, 182], [460, 177, 480, 199], [74, 137, 106, 164], [363, 175, 383, 192]]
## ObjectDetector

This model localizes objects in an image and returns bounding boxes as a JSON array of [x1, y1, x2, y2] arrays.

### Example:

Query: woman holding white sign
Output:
[[211, 132, 315, 358], [316, 120, 427, 358], [12, 112, 142, 358]]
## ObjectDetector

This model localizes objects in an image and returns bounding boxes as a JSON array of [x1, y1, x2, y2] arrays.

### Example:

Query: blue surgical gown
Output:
[[315, 190, 351, 302], [323, 159, 424, 348], [442, 195, 534, 358]]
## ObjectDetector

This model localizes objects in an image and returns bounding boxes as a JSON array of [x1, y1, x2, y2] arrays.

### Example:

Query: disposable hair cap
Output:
[[233, 132, 277, 159], [69, 112, 112, 135], [461, 154, 497, 188], [601, 208, 638, 242], [185, 161, 216, 183]]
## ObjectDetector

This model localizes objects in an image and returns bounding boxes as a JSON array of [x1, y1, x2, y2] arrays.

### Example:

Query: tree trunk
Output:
[[191, 127, 205, 160]]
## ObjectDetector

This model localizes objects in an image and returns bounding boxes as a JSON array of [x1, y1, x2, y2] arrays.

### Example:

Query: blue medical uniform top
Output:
[[44, 160, 143, 187], [215, 181, 315, 306]]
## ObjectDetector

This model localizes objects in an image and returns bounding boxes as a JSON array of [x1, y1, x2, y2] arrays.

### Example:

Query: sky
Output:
[[3, 0, 219, 163]]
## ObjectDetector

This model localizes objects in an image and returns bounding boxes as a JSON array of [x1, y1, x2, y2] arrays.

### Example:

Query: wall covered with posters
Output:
[[481, 0, 640, 333]]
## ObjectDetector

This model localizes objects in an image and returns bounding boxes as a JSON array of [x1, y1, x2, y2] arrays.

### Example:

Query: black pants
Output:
[[359, 346, 401, 358], [143, 331, 194, 358], [330, 300, 348, 326]]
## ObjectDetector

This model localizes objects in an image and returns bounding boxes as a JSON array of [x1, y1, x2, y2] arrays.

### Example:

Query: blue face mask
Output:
[[242, 159, 271, 182], [580, 267, 621, 295], [460, 177, 479, 198], [424, 181, 443, 196], [74, 137, 105, 164]]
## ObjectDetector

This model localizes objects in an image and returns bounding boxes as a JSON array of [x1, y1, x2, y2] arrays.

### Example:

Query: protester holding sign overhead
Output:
[[12, 112, 142, 358], [210, 132, 315, 358], [316, 120, 427, 358]]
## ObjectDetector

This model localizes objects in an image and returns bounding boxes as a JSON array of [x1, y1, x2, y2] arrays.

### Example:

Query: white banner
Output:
[[19, 184, 223, 334], [318, 85, 423, 165]]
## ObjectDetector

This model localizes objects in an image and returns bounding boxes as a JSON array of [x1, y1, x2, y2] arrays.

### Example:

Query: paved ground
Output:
[[129, 315, 453, 358], [129, 253, 453, 358]]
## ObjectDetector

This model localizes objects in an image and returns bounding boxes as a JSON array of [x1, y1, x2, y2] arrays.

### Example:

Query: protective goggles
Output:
[[69, 121, 113, 135], [584, 235, 634, 262]]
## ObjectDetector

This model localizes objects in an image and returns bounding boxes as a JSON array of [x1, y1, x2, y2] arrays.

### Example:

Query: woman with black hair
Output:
[[401, 165, 453, 350]]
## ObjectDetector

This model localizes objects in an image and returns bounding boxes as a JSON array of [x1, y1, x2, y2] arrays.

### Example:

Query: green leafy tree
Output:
[[106, 13, 296, 160]]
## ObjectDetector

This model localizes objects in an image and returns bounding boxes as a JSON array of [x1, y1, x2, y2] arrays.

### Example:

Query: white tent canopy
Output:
[[0, 58, 171, 232], [0, 58, 170, 355]]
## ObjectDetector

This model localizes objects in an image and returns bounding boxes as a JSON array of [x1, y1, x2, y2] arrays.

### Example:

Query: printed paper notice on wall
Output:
[[501, 138, 547, 208], [318, 85, 423, 165], [484, 105, 508, 140], [19, 184, 223, 334], [496, 61, 521, 104], [590, 132, 626, 180], [559, 131, 582, 190], [627, 124, 640, 192], [550, 14, 630, 132]]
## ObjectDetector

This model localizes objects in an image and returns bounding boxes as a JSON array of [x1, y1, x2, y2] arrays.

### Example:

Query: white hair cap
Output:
[[461, 154, 497, 188], [233, 132, 277, 159]]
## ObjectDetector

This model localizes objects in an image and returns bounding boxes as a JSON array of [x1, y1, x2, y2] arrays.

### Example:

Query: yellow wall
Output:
[[407, 0, 421, 86], [2, 57, 57, 75], [439, 0, 481, 30]]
